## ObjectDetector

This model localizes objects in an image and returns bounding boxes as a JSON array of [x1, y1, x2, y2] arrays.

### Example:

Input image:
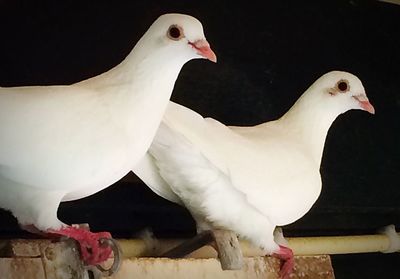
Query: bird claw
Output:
[[272, 245, 294, 279], [95, 237, 123, 277], [47, 225, 120, 274]]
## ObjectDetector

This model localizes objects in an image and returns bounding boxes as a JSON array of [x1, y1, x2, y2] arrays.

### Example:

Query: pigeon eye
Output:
[[336, 80, 350, 93], [167, 25, 184, 40]]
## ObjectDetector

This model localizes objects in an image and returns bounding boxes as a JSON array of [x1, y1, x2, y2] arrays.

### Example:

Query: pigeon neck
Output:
[[86, 38, 187, 90], [78, 37, 189, 154], [278, 90, 341, 165], [111, 42, 188, 131], [81, 35, 188, 115]]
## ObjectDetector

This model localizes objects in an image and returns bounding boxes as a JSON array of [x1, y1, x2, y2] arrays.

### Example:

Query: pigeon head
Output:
[[140, 13, 217, 63], [279, 71, 374, 164], [314, 71, 375, 115]]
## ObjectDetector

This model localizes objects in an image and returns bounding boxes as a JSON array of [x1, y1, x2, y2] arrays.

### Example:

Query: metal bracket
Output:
[[161, 230, 243, 270]]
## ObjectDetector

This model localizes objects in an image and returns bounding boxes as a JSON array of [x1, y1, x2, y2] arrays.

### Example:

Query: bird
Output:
[[0, 13, 216, 267], [133, 71, 375, 278]]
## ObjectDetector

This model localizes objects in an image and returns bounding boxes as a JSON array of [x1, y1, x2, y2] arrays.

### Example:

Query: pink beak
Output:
[[353, 95, 375, 114], [190, 39, 217, 63]]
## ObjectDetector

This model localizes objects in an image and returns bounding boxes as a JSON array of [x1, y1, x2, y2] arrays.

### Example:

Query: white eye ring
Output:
[[167, 25, 184, 41]]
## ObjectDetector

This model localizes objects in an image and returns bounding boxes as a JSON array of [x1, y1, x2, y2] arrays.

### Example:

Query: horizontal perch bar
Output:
[[117, 228, 400, 258]]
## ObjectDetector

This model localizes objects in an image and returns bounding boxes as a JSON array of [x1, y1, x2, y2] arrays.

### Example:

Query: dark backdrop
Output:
[[0, 1, 399, 278]]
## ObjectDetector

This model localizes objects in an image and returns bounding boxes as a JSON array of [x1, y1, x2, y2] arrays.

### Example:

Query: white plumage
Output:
[[134, 71, 375, 255], [0, 13, 216, 233]]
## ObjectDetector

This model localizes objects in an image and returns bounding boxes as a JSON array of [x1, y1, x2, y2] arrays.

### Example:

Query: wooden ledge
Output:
[[0, 239, 335, 279], [106, 255, 334, 279]]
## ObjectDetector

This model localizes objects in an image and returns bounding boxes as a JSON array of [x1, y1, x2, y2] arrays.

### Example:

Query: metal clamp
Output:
[[95, 238, 123, 277]]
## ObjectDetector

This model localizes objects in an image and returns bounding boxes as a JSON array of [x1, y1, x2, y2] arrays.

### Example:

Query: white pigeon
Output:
[[133, 71, 374, 278], [0, 13, 216, 266]]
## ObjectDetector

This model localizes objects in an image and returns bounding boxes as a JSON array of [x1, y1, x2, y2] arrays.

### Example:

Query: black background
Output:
[[0, 1, 399, 278]]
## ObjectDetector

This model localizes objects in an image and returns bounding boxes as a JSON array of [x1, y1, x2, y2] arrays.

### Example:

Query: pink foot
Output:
[[272, 245, 294, 279], [48, 226, 113, 266]]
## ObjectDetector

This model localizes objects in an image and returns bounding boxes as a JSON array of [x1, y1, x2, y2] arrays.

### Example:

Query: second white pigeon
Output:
[[133, 71, 375, 278]]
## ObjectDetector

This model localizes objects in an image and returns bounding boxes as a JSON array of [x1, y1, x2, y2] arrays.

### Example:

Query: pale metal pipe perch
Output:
[[289, 235, 393, 255], [289, 225, 400, 255], [117, 225, 400, 258]]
